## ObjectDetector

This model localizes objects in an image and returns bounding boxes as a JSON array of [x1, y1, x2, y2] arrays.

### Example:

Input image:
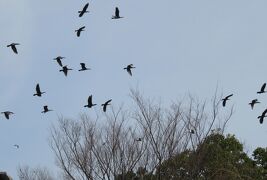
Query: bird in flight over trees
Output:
[[75, 26, 85, 37], [53, 56, 65, 67], [124, 64, 135, 76], [222, 94, 233, 107], [1, 111, 14, 119], [249, 99, 260, 109], [135, 138, 142, 142], [112, 7, 123, 19], [60, 65, 73, 76], [258, 108, 267, 124], [84, 95, 97, 108], [7, 43, 20, 54], [78, 3, 89, 17], [101, 99, 112, 112], [42, 106, 52, 113], [33, 84, 45, 97], [79, 63, 90, 71], [257, 83, 266, 94]]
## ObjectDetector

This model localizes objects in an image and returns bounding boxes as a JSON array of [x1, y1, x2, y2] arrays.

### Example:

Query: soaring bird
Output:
[[84, 95, 97, 108], [258, 108, 267, 124], [14, 144, 19, 149], [1, 111, 14, 119], [53, 56, 65, 67], [59, 65, 73, 76], [135, 138, 142, 142], [222, 94, 233, 107], [78, 3, 89, 17], [249, 99, 260, 109], [33, 84, 45, 97], [75, 26, 85, 37], [257, 83, 266, 94], [112, 7, 123, 19], [42, 106, 52, 113], [7, 43, 20, 54], [101, 99, 112, 112], [124, 64, 135, 76], [79, 63, 90, 71]]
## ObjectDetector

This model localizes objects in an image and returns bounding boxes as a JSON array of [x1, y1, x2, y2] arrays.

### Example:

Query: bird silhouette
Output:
[[84, 95, 97, 108], [33, 84, 45, 97], [249, 99, 260, 109], [1, 111, 14, 119], [42, 106, 52, 113], [101, 99, 112, 112], [53, 56, 65, 67], [7, 43, 20, 54], [14, 144, 19, 149], [222, 94, 233, 107], [135, 138, 142, 142], [257, 83, 266, 94], [79, 63, 90, 71], [112, 7, 123, 19], [78, 3, 89, 17], [75, 26, 85, 37], [258, 108, 267, 124], [124, 64, 135, 76], [189, 129, 195, 134], [59, 65, 73, 76]]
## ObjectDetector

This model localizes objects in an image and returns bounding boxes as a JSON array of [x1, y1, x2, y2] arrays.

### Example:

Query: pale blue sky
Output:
[[1, 0, 267, 178]]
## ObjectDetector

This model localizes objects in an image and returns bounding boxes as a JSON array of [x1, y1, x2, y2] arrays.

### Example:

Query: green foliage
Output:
[[116, 133, 267, 180]]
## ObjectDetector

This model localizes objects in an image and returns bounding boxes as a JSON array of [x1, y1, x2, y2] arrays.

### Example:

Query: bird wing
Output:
[[77, 31, 81, 37], [127, 68, 132, 76], [103, 105, 107, 112], [83, 3, 89, 11], [57, 59, 63, 67], [80, 26, 86, 30], [262, 108, 267, 116], [222, 100, 226, 107], [106, 99, 112, 104], [11, 45, 18, 54], [115, 7, 120, 17], [226, 94, 233, 99], [80, 63, 86, 69], [88, 95, 93, 105], [44, 106, 48, 111], [261, 83, 266, 91], [36, 84, 41, 93]]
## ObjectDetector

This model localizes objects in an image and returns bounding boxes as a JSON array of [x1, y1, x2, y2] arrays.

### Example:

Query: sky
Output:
[[1, 0, 267, 178]]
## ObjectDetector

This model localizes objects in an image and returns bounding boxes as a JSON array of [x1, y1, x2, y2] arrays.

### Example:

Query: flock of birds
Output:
[[222, 82, 267, 124], [1, 3, 266, 150], [1, 4, 132, 127]]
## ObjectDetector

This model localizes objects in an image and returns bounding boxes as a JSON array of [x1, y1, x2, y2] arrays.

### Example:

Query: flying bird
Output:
[[258, 108, 267, 124], [101, 99, 112, 112], [42, 106, 52, 113], [75, 26, 85, 37], [7, 43, 20, 54], [257, 83, 266, 94], [1, 111, 14, 119], [189, 129, 195, 134], [33, 84, 45, 97], [79, 63, 90, 71], [135, 138, 142, 142], [222, 94, 233, 107], [112, 7, 123, 19], [84, 95, 97, 108], [14, 144, 19, 149], [59, 65, 73, 76], [249, 99, 260, 109], [53, 56, 65, 67], [124, 64, 135, 76], [78, 3, 89, 17]]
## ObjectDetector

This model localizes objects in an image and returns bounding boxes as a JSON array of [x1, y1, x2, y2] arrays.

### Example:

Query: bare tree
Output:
[[46, 89, 233, 180], [17, 165, 54, 180]]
